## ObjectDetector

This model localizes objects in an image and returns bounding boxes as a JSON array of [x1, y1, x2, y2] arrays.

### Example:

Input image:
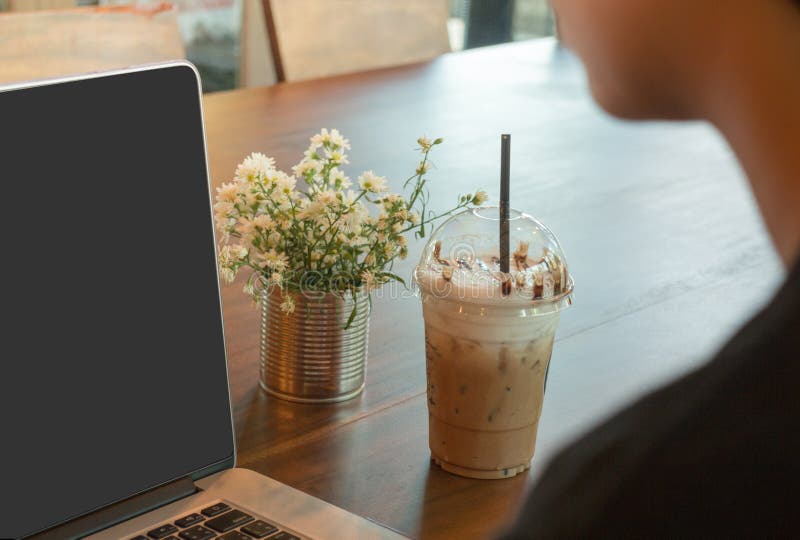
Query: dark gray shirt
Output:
[[502, 260, 800, 538]]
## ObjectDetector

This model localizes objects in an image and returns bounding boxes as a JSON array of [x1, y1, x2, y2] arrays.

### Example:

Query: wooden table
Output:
[[203, 38, 784, 539]]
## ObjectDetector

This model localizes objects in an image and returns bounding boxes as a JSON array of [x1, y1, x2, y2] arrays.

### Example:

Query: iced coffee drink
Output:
[[415, 207, 573, 479]]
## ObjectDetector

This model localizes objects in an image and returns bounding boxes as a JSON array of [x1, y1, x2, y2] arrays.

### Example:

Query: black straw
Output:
[[499, 134, 511, 274]]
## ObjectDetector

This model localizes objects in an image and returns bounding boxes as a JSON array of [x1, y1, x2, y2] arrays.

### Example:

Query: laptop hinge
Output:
[[30, 476, 196, 540]]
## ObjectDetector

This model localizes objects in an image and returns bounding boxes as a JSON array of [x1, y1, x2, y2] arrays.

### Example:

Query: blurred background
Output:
[[0, 0, 555, 92]]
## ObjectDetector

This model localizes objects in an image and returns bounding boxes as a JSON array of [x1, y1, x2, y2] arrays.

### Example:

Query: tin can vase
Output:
[[260, 287, 370, 403]]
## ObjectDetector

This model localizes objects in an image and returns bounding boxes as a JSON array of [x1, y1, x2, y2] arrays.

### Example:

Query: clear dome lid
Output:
[[414, 206, 574, 312]]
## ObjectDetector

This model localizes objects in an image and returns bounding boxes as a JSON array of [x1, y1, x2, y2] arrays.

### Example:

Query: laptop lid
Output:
[[0, 64, 235, 539]]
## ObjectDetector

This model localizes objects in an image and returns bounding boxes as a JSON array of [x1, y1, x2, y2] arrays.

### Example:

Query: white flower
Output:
[[235, 152, 274, 182], [218, 245, 234, 264], [416, 161, 429, 175], [324, 148, 349, 165], [392, 208, 409, 221], [237, 184, 259, 207], [230, 245, 248, 260], [258, 249, 288, 271], [234, 217, 255, 237], [317, 189, 339, 206], [220, 267, 236, 284], [409, 211, 421, 225], [218, 245, 247, 283], [216, 182, 238, 203], [391, 222, 403, 234], [292, 159, 319, 179], [268, 272, 283, 286], [297, 199, 327, 221], [397, 235, 408, 248], [361, 270, 375, 290], [253, 214, 275, 231], [274, 172, 297, 195], [472, 190, 489, 205], [417, 137, 432, 151], [243, 279, 256, 297], [311, 128, 350, 150], [358, 171, 389, 193], [347, 235, 363, 249], [214, 201, 235, 232], [280, 295, 296, 314], [330, 129, 350, 149], [381, 193, 404, 207], [341, 202, 368, 234], [330, 169, 352, 189]]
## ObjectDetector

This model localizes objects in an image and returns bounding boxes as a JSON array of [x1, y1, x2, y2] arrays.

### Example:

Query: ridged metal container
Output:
[[260, 287, 370, 403]]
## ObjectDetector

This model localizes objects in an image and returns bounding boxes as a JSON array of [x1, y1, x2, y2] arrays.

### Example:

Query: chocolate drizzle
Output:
[[513, 241, 530, 271], [428, 240, 568, 301], [533, 273, 544, 299], [433, 241, 450, 266], [441, 266, 453, 282]]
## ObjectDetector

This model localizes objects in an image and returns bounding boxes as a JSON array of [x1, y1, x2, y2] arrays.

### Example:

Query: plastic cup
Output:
[[414, 206, 573, 479]]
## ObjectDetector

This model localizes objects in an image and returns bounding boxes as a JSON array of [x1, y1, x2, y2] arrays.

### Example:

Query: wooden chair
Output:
[[0, 4, 185, 85], [262, 0, 450, 82], [5, 0, 74, 11]]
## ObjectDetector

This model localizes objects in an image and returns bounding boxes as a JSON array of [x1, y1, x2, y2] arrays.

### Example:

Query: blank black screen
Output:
[[0, 66, 234, 539]]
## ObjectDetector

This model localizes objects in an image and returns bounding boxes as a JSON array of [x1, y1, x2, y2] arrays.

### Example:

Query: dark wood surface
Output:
[[203, 39, 784, 539]]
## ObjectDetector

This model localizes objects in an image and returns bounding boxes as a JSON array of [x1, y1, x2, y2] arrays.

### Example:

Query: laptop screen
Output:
[[0, 65, 235, 539]]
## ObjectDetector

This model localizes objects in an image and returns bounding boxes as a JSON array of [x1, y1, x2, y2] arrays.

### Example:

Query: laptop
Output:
[[0, 63, 405, 540]]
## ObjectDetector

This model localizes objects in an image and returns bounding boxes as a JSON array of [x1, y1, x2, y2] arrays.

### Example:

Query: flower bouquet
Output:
[[214, 129, 486, 402]]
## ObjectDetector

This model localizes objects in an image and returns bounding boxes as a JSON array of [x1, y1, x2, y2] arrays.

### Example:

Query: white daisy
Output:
[[274, 172, 297, 195], [292, 159, 319, 179], [215, 182, 238, 203], [234, 216, 255, 237], [235, 152, 274, 182], [330, 169, 352, 189], [279, 295, 296, 314], [341, 202, 368, 234], [324, 148, 349, 165], [258, 249, 288, 271], [358, 171, 389, 193], [252, 214, 275, 231], [361, 270, 376, 290], [317, 189, 339, 206], [297, 199, 327, 221]]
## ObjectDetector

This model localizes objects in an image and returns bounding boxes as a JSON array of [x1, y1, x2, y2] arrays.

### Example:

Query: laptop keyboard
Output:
[[128, 501, 302, 540]]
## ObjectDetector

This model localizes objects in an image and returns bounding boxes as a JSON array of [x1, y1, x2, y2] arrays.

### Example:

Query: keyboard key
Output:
[[205, 509, 254, 533], [178, 525, 216, 540], [270, 532, 300, 540], [131, 536, 149, 540], [219, 532, 251, 540], [164, 537, 179, 540], [175, 514, 205, 528], [201, 503, 231, 517], [148, 524, 179, 539], [241, 520, 278, 538]]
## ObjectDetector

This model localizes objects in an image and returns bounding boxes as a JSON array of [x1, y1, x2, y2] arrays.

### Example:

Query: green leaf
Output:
[[381, 272, 407, 287], [344, 304, 357, 329]]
